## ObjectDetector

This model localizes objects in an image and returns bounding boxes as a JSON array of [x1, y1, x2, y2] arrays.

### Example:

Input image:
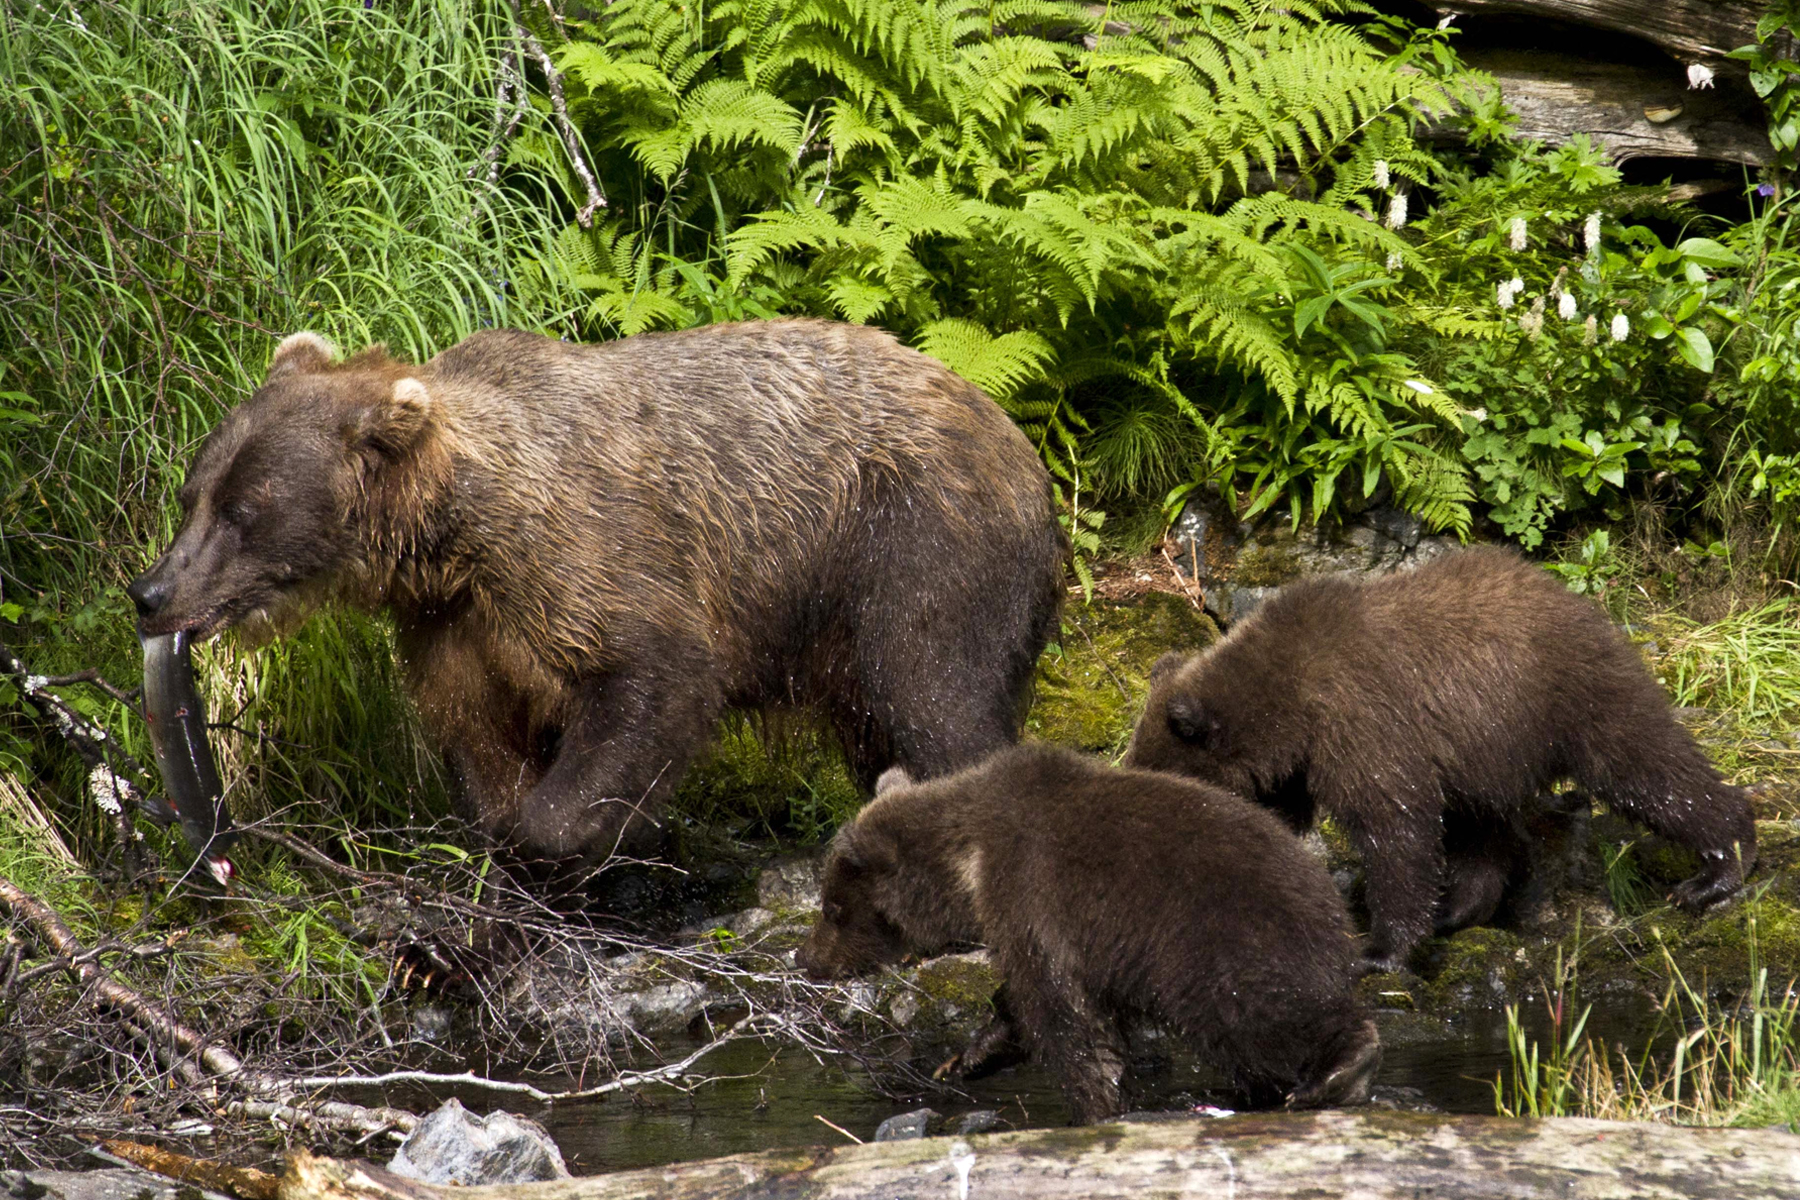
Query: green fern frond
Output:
[[916, 318, 1058, 402]]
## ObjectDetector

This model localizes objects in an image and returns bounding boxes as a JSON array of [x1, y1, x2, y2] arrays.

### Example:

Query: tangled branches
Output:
[[0, 640, 866, 1169]]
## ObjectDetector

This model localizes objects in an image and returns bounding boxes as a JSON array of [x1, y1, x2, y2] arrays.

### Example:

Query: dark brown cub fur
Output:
[[128, 321, 1064, 865], [1125, 546, 1757, 974], [796, 745, 1380, 1122]]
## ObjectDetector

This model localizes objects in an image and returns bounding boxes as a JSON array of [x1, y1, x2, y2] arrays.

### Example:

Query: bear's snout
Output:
[[127, 567, 173, 617]]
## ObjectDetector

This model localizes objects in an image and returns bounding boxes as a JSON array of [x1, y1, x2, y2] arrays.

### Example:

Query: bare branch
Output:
[[506, 0, 606, 226]]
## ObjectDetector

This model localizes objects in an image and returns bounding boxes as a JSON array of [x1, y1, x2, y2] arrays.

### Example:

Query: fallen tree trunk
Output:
[[1462, 48, 1770, 164], [1427, 0, 1762, 63], [280, 1110, 1800, 1200]]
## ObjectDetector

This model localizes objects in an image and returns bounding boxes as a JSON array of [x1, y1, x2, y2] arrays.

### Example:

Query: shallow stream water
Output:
[[531, 995, 1663, 1175]]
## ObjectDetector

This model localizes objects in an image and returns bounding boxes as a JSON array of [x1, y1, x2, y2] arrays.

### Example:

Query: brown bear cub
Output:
[[1126, 546, 1757, 975], [127, 320, 1064, 866], [796, 744, 1381, 1123]]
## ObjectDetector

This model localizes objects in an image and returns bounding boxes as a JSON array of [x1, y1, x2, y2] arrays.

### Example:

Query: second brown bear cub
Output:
[[1127, 546, 1758, 975], [796, 744, 1380, 1123]]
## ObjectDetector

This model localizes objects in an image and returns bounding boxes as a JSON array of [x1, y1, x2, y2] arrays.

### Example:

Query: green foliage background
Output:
[[3, 0, 1800, 853]]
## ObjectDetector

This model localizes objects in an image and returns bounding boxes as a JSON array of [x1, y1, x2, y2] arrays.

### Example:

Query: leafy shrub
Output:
[[541, 0, 1478, 533]]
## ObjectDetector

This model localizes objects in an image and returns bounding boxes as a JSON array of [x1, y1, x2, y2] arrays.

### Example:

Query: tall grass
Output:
[[1497, 902, 1800, 1127], [0, 0, 575, 853]]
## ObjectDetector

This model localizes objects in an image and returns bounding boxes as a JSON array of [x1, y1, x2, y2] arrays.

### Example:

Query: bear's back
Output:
[[949, 745, 1356, 979], [1208, 546, 1658, 775]]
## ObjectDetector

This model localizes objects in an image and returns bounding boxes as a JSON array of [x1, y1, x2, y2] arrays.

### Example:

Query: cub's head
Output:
[[795, 769, 916, 981], [128, 333, 438, 639], [1123, 650, 1248, 793]]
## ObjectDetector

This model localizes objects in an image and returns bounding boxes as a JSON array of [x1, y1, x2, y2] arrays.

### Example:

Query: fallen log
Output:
[[1427, 0, 1762, 64], [1463, 47, 1771, 165], [279, 1110, 1800, 1200]]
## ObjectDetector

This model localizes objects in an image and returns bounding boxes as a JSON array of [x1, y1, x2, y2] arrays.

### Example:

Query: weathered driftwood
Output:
[[1430, 0, 1761, 63], [279, 1110, 1800, 1200], [1462, 48, 1770, 164]]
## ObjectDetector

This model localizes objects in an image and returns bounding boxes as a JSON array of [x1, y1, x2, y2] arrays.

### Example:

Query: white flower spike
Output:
[[1611, 312, 1630, 342], [1509, 216, 1528, 251], [1386, 192, 1408, 230], [1558, 291, 1578, 321], [1584, 212, 1602, 252], [1372, 159, 1390, 189], [1584, 314, 1598, 345], [1386, 251, 1404, 271]]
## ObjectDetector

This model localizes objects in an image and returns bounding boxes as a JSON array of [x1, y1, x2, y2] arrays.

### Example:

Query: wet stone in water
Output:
[[389, 1098, 571, 1185], [954, 1110, 1003, 1135], [873, 1108, 941, 1141]]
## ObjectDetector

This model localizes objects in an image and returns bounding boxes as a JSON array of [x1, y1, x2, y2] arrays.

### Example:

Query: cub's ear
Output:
[[352, 377, 434, 457], [1166, 696, 1211, 745], [1149, 651, 1187, 683], [267, 331, 336, 379], [835, 824, 896, 879], [874, 766, 914, 796]]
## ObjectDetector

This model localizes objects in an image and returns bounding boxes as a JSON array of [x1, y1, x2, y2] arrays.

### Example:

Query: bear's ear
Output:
[[352, 377, 434, 458], [267, 331, 336, 379], [1166, 697, 1210, 745], [836, 825, 896, 879], [1149, 651, 1187, 683], [874, 766, 914, 796]]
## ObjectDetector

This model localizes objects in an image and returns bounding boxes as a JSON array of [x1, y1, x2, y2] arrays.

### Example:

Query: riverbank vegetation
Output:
[[3, 0, 1800, 1159]]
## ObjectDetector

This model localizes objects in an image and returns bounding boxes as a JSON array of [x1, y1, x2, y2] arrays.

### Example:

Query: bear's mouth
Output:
[[137, 603, 234, 642]]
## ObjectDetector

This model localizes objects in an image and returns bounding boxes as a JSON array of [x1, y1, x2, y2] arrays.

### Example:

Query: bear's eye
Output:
[[220, 499, 257, 526]]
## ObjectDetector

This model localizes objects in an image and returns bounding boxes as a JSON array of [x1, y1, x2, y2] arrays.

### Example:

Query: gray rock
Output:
[[389, 1098, 570, 1186], [874, 1107, 941, 1141], [954, 1109, 1003, 1135], [1166, 494, 1463, 630], [757, 854, 823, 912]]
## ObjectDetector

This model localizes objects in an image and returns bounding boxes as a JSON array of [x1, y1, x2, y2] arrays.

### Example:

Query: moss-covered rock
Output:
[[1026, 592, 1219, 754]]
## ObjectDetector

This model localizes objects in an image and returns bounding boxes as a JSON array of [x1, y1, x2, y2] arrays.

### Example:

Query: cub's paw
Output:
[[1668, 859, 1747, 913], [1287, 1019, 1381, 1110]]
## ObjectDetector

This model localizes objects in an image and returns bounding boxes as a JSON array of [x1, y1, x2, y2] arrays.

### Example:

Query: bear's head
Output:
[[796, 767, 957, 981], [795, 818, 911, 981], [128, 333, 438, 640], [1122, 650, 1253, 795]]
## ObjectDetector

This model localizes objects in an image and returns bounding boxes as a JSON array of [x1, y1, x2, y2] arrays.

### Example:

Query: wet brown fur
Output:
[[131, 321, 1065, 862], [795, 745, 1381, 1122], [1125, 546, 1758, 972]]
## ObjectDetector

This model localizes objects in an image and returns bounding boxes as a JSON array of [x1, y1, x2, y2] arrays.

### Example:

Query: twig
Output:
[[507, 0, 605, 226], [0, 637, 161, 875], [1160, 542, 1205, 611], [813, 1113, 865, 1144], [280, 1012, 769, 1103], [0, 873, 415, 1137]]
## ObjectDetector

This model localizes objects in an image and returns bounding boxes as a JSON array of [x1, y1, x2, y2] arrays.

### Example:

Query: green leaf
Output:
[[1675, 327, 1715, 373], [1675, 237, 1741, 269]]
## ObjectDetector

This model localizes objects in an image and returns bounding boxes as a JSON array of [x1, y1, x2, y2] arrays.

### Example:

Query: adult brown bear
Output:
[[128, 320, 1064, 865], [1125, 546, 1756, 974]]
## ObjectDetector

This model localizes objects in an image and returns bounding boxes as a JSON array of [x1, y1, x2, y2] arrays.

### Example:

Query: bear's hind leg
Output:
[[1437, 810, 1526, 934], [1573, 713, 1756, 912]]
